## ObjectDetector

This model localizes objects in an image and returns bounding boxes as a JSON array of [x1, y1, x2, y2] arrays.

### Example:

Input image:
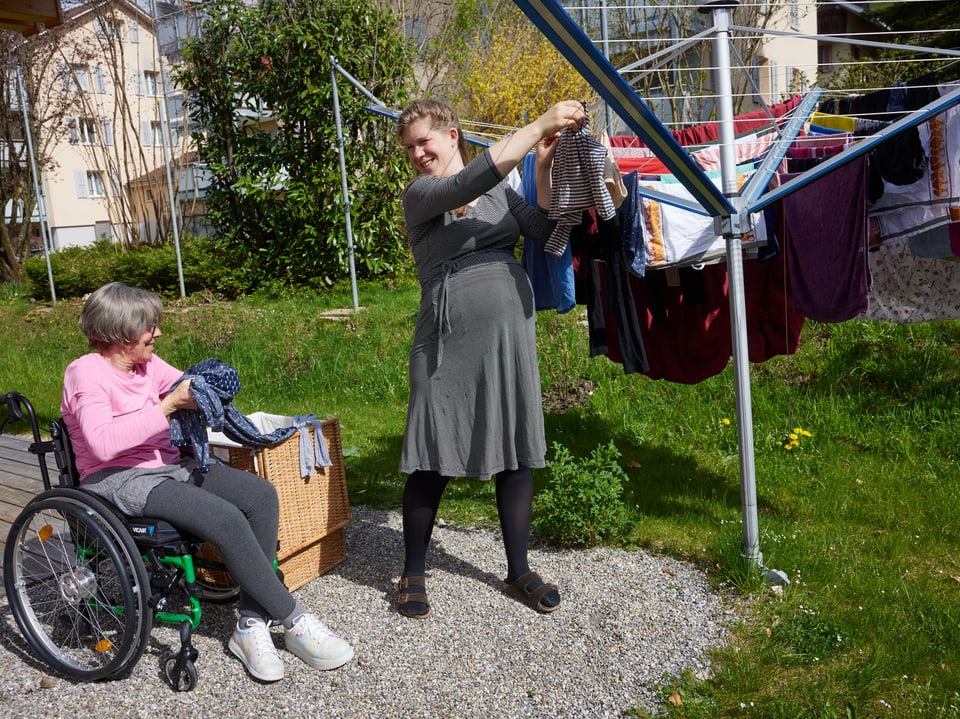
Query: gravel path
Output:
[[0, 506, 733, 718]]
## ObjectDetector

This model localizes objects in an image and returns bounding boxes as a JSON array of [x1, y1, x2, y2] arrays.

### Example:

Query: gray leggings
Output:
[[142, 463, 296, 622]]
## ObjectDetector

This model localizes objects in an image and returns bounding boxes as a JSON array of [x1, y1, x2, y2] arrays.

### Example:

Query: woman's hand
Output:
[[534, 134, 560, 210], [160, 380, 197, 416], [536, 133, 561, 166], [532, 100, 586, 139], [487, 100, 587, 179]]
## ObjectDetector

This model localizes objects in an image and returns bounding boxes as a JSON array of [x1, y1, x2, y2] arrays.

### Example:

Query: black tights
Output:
[[401, 466, 533, 582]]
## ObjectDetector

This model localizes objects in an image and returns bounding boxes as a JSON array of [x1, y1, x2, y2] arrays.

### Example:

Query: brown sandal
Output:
[[502, 571, 560, 613], [397, 575, 430, 619]]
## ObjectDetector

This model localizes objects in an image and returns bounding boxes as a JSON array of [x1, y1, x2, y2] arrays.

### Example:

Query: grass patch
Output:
[[3, 282, 960, 716]]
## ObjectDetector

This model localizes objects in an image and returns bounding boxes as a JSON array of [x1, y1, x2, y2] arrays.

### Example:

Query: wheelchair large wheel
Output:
[[3, 488, 152, 681]]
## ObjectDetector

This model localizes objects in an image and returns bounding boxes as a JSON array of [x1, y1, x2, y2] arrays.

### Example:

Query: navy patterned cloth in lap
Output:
[[169, 358, 297, 471]]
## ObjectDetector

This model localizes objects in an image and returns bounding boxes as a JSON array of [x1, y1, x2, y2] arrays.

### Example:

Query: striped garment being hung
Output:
[[546, 115, 617, 256]]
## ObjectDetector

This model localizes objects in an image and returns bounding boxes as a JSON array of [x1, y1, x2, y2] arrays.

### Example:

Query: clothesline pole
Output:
[[701, 0, 787, 584], [329, 56, 360, 312]]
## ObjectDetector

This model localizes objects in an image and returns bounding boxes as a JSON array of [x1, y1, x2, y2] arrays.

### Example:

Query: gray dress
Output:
[[399, 150, 555, 480]]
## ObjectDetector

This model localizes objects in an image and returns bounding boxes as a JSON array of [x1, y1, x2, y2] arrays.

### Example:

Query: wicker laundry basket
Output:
[[207, 414, 349, 590]]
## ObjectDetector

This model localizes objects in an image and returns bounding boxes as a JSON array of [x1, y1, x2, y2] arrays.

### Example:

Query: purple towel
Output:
[[781, 156, 871, 322]]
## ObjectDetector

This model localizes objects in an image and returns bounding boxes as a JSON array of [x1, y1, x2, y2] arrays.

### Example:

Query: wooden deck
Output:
[[0, 432, 47, 574]]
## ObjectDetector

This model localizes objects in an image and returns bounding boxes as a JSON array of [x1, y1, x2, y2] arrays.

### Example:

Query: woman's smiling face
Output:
[[401, 118, 460, 178]]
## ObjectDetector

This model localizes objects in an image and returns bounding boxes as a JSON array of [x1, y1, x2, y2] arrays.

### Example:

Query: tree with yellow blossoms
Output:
[[458, 6, 598, 134]]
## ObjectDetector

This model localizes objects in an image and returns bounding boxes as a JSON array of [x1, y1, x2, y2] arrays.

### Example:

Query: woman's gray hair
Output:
[[80, 282, 163, 351]]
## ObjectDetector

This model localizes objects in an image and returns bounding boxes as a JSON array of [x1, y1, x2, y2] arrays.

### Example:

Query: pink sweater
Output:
[[61, 352, 184, 480]]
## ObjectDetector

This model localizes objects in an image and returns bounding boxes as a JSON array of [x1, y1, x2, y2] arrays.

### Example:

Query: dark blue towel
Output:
[[169, 358, 297, 471]]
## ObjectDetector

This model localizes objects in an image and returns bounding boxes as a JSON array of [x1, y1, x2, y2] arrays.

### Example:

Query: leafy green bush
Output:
[[23, 236, 254, 300], [533, 440, 630, 547], [174, 0, 413, 290]]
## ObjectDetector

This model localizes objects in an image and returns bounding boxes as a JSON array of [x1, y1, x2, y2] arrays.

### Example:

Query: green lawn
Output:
[[2, 283, 959, 718]]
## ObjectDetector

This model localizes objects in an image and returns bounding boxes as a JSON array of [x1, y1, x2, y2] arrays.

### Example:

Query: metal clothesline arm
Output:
[[747, 84, 960, 214]]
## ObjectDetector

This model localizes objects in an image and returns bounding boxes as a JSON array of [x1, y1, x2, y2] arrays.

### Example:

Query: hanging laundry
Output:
[[570, 219, 802, 384], [547, 114, 617, 256], [780, 156, 871, 323], [572, 210, 649, 375], [809, 111, 857, 133], [864, 234, 960, 322], [636, 164, 768, 269], [610, 128, 782, 174], [618, 171, 646, 277], [519, 153, 577, 313], [907, 221, 960, 258], [868, 84, 960, 247]]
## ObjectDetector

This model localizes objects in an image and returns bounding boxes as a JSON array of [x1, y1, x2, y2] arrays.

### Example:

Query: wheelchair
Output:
[[1, 391, 244, 691]]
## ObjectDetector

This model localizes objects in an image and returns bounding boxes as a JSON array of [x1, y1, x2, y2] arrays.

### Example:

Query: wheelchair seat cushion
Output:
[[125, 516, 192, 548]]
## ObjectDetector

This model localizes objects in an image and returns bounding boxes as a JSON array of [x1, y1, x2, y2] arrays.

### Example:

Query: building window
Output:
[[143, 70, 160, 96], [74, 170, 106, 197], [150, 121, 164, 146], [94, 221, 112, 241], [86, 172, 105, 197], [70, 64, 90, 92], [96, 16, 123, 41], [78, 118, 100, 145], [404, 16, 427, 48]]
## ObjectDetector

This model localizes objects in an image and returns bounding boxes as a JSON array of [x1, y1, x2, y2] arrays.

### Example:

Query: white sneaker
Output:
[[228, 619, 284, 682], [284, 614, 354, 670]]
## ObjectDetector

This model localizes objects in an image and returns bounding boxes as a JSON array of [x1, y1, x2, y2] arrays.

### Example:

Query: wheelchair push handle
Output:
[[0, 391, 54, 491]]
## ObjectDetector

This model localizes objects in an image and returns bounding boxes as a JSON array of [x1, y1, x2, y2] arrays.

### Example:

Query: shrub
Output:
[[23, 237, 253, 300], [533, 440, 630, 547]]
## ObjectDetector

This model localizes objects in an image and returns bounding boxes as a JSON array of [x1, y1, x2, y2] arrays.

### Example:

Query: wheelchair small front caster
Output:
[[162, 654, 197, 691], [160, 620, 199, 691]]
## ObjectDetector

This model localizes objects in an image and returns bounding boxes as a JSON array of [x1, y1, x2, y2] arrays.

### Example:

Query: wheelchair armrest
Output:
[[49, 418, 81, 488]]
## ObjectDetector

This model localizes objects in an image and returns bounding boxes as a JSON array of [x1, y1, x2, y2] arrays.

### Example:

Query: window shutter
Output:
[[94, 64, 106, 93], [75, 171, 88, 198], [66, 116, 78, 144], [141, 121, 152, 146], [128, 21, 138, 43], [102, 118, 114, 146], [132, 70, 140, 96], [58, 62, 69, 91]]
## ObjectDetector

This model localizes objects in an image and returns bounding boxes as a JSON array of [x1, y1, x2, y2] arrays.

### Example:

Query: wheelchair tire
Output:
[[192, 576, 241, 604], [3, 488, 152, 681], [162, 655, 198, 692]]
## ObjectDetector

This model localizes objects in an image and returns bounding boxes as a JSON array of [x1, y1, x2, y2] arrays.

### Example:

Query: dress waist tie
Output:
[[429, 250, 516, 369]]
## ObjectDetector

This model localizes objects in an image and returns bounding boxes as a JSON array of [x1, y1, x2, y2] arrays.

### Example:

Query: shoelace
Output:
[[245, 624, 279, 657], [294, 616, 334, 642]]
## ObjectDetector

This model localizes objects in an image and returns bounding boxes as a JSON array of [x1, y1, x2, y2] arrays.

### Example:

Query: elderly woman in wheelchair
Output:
[[53, 281, 353, 683]]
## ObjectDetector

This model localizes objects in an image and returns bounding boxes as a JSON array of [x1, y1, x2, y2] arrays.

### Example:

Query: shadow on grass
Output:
[[544, 409, 777, 528], [343, 407, 780, 534]]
